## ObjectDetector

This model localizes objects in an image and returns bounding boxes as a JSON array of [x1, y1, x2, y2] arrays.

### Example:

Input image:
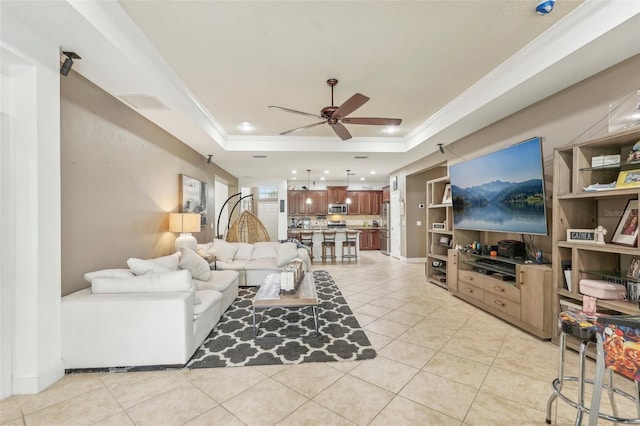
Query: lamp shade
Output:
[[169, 213, 200, 233]]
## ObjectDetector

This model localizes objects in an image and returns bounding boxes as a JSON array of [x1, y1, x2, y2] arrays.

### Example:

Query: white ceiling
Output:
[[3, 1, 639, 186]]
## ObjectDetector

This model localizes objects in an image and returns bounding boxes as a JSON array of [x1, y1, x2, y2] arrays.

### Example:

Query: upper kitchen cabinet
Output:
[[347, 190, 383, 215], [327, 186, 347, 204], [287, 190, 327, 215], [307, 190, 328, 215]]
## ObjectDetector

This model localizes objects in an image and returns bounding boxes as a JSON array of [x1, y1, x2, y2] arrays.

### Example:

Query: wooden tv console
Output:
[[448, 249, 554, 339]]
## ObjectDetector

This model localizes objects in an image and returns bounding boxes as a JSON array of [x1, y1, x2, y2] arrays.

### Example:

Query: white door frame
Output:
[[390, 191, 401, 259]]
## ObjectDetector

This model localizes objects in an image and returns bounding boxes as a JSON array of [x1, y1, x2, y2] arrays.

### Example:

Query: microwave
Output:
[[328, 203, 348, 214]]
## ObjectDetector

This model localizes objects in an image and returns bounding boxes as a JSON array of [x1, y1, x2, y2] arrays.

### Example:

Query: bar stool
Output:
[[321, 230, 336, 263], [546, 311, 607, 425], [342, 230, 358, 261], [588, 315, 640, 425], [299, 231, 315, 262]]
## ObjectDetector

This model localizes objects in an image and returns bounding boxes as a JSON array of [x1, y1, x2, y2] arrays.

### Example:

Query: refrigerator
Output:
[[380, 202, 390, 255]]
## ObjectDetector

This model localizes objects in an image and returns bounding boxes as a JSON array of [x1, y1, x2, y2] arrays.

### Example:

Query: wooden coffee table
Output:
[[252, 273, 319, 338]]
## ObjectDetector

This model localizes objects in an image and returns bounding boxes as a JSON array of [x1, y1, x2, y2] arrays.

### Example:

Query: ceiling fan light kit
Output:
[[269, 79, 402, 140]]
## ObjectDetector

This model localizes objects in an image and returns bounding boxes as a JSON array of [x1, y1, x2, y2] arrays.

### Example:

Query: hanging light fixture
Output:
[[306, 169, 312, 205], [345, 170, 352, 204]]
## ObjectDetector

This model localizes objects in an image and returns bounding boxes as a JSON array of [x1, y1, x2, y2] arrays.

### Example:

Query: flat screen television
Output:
[[449, 137, 548, 235]]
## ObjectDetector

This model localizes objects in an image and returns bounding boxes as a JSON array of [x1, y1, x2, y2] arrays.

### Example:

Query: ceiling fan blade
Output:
[[333, 93, 369, 119], [331, 122, 352, 140], [341, 117, 402, 126], [280, 121, 327, 136], [268, 105, 323, 119]]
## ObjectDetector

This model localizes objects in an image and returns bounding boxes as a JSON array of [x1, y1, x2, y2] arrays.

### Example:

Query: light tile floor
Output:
[[2, 252, 638, 425]]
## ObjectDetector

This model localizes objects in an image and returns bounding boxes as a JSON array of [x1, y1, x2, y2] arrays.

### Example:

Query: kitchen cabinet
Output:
[[327, 186, 347, 204], [382, 185, 390, 202], [287, 190, 327, 215], [346, 191, 383, 215], [307, 191, 328, 215], [358, 228, 380, 250], [287, 190, 304, 215]]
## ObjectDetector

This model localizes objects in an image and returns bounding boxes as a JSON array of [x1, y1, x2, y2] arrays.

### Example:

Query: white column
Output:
[[0, 9, 64, 396]]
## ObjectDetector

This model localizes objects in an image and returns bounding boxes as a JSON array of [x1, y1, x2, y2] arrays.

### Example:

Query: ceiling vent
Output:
[[118, 95, 168, 110], [252, 155, 267, 159], [354, 156, 369, 159]]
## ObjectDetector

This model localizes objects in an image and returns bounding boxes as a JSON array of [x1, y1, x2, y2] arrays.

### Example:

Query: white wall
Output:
[[0, 10, 64, 396]]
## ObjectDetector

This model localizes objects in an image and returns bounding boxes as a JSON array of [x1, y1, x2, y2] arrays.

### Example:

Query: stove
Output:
[[327, 220, 347, 229]]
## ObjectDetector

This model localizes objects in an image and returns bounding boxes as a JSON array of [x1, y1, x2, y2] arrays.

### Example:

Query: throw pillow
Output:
[[207, 239, 238, 262], [126, 253, 180, 275], [252, 242, 279, 259], [83, 269, 134, 284], [275, 242, 299, 267], [91, 270, 192, 294], [233, 243, 254, 260], [179, 247, 211, 281]]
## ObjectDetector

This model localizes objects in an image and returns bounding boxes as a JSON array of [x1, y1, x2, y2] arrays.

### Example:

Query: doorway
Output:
[[258, 202, 278, 241]]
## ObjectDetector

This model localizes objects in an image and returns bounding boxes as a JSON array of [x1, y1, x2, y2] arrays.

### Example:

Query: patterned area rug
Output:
[[187, 270, 376, 368]]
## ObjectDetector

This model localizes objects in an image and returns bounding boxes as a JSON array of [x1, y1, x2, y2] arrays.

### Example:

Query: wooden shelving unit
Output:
[[426, 176, 453, 288], [552, 127, 640, 326]]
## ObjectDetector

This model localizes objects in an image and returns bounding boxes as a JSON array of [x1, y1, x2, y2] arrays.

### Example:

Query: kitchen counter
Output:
[[287, 229, 360, 260]]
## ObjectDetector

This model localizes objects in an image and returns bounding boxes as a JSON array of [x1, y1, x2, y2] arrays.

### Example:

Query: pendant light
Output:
[[305, 169, 312, 205], [345, 170, 352, 204]]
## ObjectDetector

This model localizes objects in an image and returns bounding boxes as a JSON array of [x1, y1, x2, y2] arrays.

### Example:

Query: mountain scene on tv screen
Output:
[[451, 179, 547, 234]]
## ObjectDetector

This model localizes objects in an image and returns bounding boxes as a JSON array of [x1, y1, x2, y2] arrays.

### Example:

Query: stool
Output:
[[342, 230, 358, 261], [546, 311, 608, 425], [299, 231, 315, 262], [587, 315, 640, 425], [321, 230, 336, 263]]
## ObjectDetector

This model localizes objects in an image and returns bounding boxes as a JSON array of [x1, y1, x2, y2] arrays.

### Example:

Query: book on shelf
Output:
[[562, 260, 572, 292]]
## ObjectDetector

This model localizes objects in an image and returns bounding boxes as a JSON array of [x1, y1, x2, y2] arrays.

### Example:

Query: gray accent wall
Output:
[[60, 72, 237, 296], [397, 54, 640, 260]]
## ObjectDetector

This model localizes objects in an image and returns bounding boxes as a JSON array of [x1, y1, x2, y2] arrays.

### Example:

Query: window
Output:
[[258, 187, 278, 200]]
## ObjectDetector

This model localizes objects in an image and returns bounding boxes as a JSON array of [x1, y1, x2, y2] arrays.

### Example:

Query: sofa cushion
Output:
[[91, 270, 192, 294], [233, 243, 254, 260], [179, 247, 211, 281], [252, 242, 279, 260], [193, 270, 239, 293], [207, 239, 238, 262], [215, 259, 249, 271], [84, 269, 134, 284], [276, 242, 299, 267], [127, 253, 180, 275], [193, 290, 222, 320], [245, 258, 278, 270]]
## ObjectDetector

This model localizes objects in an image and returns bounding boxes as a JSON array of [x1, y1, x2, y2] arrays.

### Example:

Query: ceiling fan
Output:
[[268, 78, 402, 141]]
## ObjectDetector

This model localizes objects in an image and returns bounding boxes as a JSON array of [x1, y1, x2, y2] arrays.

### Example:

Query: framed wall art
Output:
[[615, 169, 640, 189], [611, 199, 638, 247], [441, 184, 452, 204], [180, 174, 207, 227]]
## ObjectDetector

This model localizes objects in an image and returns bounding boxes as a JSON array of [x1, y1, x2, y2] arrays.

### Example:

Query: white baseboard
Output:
[[12, 360, 65, 395], [405, 257, 426, 264]]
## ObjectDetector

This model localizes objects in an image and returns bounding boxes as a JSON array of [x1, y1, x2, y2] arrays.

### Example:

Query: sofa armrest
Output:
[[62, 288, 195, 369]]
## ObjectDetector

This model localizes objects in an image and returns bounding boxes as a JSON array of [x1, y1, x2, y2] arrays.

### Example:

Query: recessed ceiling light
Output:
[[370, 171, 376, 175], [252, 155, 267, 158], [320, 177, 325, 181], [292, 170, 297, 174], [239, 121, 254, 131], [291, 177, 297, 180], [354, 156, 368, 159], [324, 170, 330, 174], [360, 177, 365, 181], [383, 127, 398, 134]]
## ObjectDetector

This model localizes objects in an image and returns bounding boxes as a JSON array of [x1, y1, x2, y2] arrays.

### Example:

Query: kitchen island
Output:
[[287, 229, 360, 261]]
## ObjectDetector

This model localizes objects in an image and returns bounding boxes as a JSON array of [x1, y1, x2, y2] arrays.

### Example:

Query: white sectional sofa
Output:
[[62, 248, 239, 369], [198, 240, 312, 287]]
